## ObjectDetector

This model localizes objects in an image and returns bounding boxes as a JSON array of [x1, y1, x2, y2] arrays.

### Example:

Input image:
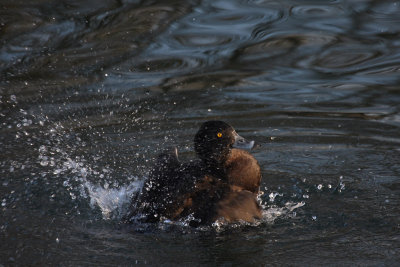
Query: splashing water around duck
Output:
[[36, 120, 306, 228]]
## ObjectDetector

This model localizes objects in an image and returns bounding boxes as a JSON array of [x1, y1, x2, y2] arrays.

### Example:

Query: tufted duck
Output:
[[126, 121, 262, 226]]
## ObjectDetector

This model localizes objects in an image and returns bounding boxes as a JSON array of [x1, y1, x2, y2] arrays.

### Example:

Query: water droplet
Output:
[[40, 160, 49, 166], [269, 192, 281, 202]]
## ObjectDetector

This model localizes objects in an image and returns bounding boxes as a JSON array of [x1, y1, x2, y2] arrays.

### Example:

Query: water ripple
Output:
[[2, 0, 400, 265], [130, 56, 204, 73], [173, 33, 235, 47], [309, 44, 400, 78], [290, 5, 345, 17], [234, 33, 337, 66]]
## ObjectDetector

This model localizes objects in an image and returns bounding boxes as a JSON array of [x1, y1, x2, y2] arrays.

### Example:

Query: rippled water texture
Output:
[[1, 0, 400, 265]]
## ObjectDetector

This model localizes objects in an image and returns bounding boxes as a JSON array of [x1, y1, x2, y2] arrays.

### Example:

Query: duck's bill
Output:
[[233, 132, 255, 149]]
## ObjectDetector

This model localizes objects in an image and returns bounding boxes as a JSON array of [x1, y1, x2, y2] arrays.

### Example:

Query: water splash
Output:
[[153, 197, 306, 231], [261, 201, 305, 224], [46, 149, 144, 220], [35, 122, 145, 221], [34, 119, 307, 226], [85, 179, 143, 220]]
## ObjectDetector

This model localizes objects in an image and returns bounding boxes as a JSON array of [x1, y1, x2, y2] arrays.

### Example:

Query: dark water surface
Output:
[[1, 0, 400, 265]]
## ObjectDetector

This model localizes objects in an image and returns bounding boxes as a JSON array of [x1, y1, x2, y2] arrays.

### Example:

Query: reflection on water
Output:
[[1, 0, 400, 265]]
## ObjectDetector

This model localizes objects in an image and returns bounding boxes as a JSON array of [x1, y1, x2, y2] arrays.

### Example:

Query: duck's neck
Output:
[[200, 152, 231, 180]]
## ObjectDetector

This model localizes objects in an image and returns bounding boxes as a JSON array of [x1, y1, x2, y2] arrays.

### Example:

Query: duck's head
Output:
[[194, 121, 254, 166]]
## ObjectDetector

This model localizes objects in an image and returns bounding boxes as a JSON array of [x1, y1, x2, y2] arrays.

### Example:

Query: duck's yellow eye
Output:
[[217, 132, 222, 138]]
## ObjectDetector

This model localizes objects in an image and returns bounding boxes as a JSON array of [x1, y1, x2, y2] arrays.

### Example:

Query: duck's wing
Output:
[[124, 147, 181, 223], [155, 147, 179, 167]]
